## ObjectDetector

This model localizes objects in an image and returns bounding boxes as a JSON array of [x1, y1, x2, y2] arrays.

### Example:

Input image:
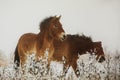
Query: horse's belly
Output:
[[27, 50, 36, 55]]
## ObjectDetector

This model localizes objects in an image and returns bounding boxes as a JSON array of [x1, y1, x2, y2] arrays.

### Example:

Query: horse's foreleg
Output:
[[71, 60, 77, 71]]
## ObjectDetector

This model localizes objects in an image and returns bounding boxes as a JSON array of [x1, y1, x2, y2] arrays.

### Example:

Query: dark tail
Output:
[[14, 45, 20, 67]]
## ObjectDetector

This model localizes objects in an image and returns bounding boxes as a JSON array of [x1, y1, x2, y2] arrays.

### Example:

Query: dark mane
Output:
[[39, 16, 53, 31], [67, 34, 92, 42]]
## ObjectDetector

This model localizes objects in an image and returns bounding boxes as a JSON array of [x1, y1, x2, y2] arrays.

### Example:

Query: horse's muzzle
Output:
[[98, 56, 105, 63], [60, 32, 66, 41]]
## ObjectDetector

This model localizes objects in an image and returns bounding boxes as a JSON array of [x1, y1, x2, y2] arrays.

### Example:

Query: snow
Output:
[[0, 50, 120, 80]]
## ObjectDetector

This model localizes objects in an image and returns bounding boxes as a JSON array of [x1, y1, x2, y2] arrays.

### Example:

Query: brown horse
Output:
[[14, 16, 66, 67], [53, 34, 105, 72]]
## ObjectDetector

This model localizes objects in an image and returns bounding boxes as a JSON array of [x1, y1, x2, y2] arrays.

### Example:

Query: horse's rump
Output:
[[18, 33, 37, 54]]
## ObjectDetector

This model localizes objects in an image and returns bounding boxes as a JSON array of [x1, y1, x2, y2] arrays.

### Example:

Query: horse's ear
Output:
[[58, 15, 61, 20], [54, 15, 57, 18], [52, 15, 61, 21], [98, 41, 102, 44], [51, 16, 57, 21]]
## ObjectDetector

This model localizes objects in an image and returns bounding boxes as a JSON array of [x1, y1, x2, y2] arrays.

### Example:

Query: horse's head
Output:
[[50, 15, 66, 41], [93, 42, 105, 63], [40, 15, 66, 41]]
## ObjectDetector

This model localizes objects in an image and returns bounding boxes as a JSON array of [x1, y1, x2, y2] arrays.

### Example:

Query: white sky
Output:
[[0, 0, 120, 57]]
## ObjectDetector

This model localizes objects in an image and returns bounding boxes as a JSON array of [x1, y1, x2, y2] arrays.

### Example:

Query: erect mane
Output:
[[39, 16, 53, 32], [67, 34, 93, 42]]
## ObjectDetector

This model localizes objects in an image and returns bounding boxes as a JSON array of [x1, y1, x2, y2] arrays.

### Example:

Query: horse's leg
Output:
[[18, 54, 27, 75], [48, 48, 54, 64], [35, 49, 45, 61], [20, 56, 27, 66], [71, 56, 79, 76], [19, 52, 27, 67], [71, 60, 77, 71]]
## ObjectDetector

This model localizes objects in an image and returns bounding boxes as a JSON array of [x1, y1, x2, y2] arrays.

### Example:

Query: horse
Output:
[[52, 34, 105, 72], [14, 16, 66, 67]]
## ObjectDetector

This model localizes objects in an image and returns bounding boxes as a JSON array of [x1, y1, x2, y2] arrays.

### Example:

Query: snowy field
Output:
[[0, 50, 120, 80]]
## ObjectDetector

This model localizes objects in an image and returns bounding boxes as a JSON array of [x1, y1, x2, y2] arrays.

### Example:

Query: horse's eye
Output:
[[54, 25, 58, 28]]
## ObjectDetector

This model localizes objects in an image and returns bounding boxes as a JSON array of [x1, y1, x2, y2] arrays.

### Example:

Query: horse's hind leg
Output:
[[19, 53, 27, 67]]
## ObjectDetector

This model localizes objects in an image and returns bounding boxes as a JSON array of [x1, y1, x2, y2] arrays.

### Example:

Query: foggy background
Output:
[[0, 0, 120, 58]]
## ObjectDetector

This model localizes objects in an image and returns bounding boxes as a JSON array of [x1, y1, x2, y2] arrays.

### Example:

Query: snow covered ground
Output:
[[0, 50, 120, 80]]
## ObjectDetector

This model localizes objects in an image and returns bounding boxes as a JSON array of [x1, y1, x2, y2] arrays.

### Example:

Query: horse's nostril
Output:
[[63, 35, 66, 39], [101, 56, 105, 61], [60, 35, 66, 41], [59, 32, 66, 41], [99, 56, 105, 63], [98, 60, 102, 63]]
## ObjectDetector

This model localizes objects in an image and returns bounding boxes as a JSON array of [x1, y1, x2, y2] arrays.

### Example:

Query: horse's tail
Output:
[[14, 45, 20, 67]]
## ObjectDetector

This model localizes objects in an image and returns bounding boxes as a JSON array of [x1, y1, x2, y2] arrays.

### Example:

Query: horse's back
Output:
[[18, 33, 37, 54]]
